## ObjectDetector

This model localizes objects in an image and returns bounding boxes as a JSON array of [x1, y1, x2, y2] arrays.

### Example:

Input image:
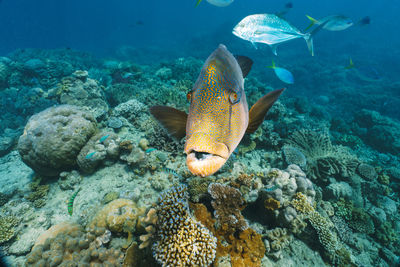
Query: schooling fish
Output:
[[305, 15, 355, 31], [268, 61, 294, 84], [233, 14, 326, 56], [67, 188, 80, 215], [196, 0, 233, 7], [150, 44, 284, 177]]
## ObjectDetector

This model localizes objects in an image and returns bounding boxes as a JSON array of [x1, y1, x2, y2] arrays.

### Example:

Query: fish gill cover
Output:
[[0, 1, 399, 267]]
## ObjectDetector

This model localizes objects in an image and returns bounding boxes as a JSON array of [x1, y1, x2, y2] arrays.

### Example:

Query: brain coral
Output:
[[17, 105, 97, 176], [89, 198, 142, 234], [152, 185, 217, 267]]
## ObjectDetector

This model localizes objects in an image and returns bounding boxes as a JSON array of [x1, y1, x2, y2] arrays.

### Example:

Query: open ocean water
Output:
[[0, 0, 399, 266]]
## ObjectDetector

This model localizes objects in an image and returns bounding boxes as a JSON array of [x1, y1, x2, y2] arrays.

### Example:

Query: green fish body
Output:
[[68, 189, 80, 216]]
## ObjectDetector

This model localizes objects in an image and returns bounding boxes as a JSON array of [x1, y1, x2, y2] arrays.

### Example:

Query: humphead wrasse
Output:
[[150, 44, 284, 177]]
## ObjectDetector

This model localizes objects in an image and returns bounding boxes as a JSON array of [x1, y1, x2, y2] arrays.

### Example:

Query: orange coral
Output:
[[191, 203, 265, 267], [264, 197, 280, 211]]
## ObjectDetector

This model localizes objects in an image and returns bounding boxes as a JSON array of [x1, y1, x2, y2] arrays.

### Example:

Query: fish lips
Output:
[[184, 134, 230, 177]]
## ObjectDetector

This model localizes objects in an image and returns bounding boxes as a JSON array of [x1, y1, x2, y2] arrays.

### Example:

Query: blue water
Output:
[[0, 0, 399, 266]]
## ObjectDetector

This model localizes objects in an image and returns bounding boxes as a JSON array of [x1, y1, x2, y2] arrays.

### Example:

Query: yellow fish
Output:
[[150, 44, 284, 177]]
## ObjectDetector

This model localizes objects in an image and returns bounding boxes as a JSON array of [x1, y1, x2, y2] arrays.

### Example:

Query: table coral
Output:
[[208, 183, 248, 234], [152, 185, 217, 267]]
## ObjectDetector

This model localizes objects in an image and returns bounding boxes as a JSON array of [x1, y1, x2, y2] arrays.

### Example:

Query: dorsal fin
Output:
[[235, 55, 253, 78], [149, 106, 187, 140], [246, 88, 285, 134]]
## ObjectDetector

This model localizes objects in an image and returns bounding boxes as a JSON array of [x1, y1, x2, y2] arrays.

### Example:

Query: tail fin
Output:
[[303, 20, 328, 56], [195, 0, 203, 7], [305, 15, 319, 31], [267, 60, 276, 69]]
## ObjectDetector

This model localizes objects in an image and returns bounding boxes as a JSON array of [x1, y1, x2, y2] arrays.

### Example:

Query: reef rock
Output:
[[17, 105, 97, 176]]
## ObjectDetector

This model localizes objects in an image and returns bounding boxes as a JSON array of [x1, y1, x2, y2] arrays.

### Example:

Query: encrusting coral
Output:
[[26, 221, 124, 266], [152, 185, 217, 267], [208, 183, 248, 234]]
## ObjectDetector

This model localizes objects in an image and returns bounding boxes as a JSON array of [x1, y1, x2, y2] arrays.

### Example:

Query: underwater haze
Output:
[[0, 0, 399, 266]]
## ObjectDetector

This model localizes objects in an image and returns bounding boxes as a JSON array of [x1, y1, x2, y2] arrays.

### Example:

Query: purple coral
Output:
[[208, 183, 248, 233]]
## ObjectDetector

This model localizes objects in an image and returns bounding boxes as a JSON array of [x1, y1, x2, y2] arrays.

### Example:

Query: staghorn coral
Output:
[[191, 203, 265, 267], [0, 215, 19, 244], [89, 199, 143, 236], [26, 222, 124, 266], [208, 183, 248, 234], [287, 129, 359, 182], [152, 185, 217, 267]]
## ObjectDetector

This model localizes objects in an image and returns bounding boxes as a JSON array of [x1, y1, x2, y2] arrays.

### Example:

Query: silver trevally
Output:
[[233, 14, 325, 56], [306, 15, 354, 31], [268, 61, 294, 84], [196, 0, 233, 7]]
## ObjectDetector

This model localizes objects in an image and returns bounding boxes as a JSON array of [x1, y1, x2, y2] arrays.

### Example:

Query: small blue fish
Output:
[[268, 61, 294, 84], [85, 151, 96, 159], [99, 135, 109, 143], [145, 148, 157, 153], [264, 184, 279, 192]]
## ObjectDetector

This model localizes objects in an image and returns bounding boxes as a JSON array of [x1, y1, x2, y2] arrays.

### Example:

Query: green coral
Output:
[[375, 221, 398, 245], [0, 216, 19, 244], [288, 129, 359, 181], [26, 177, 49, 208]]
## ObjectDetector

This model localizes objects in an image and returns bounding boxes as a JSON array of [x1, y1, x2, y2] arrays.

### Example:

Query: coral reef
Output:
[[17, 105, 97, 176], [89, 198, 142, 235], [26, 222, 124, 266], [208, 183, 248, 234], [263, 227, 292, 260], [152, 185, 217, 267], [357, 163, 377, 181], [25, 177, 49, 208], [282, 145, 307, 169], [76, 131, 120, 173], [287, 129, 359, 182], [0, 216, 19, 244]]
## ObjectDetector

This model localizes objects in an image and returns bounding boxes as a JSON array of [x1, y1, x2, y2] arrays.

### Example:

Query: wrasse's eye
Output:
[[229, 91, 239, 104], [187, 92, 192, 102]]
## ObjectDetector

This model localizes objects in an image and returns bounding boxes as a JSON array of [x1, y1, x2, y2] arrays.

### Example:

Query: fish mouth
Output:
[[185, 135, 230, 177]]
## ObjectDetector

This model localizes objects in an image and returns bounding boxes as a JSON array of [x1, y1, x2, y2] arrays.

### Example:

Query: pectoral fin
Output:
[[246, 88, 285, 133], [234, 55, 253, 78], [149, 106, 187, 139]]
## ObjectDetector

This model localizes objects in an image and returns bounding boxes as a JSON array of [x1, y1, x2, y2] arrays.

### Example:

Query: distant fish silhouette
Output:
[[276, 2, 293, 18], [345, 57, 355, 69], [357, 16, 370, 26]]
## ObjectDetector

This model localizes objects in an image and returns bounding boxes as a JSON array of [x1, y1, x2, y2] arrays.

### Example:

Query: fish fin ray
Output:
[[234, 55, 253, 78], [149, 106, 187, 139], [246, 88, 285, 134]]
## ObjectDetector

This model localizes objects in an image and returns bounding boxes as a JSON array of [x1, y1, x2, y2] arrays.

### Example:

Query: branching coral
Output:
[[152, 185, 217, 267], [208, 183, 248, 234], [0, 215, 19, 244], [287, 129, 359, 182]]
